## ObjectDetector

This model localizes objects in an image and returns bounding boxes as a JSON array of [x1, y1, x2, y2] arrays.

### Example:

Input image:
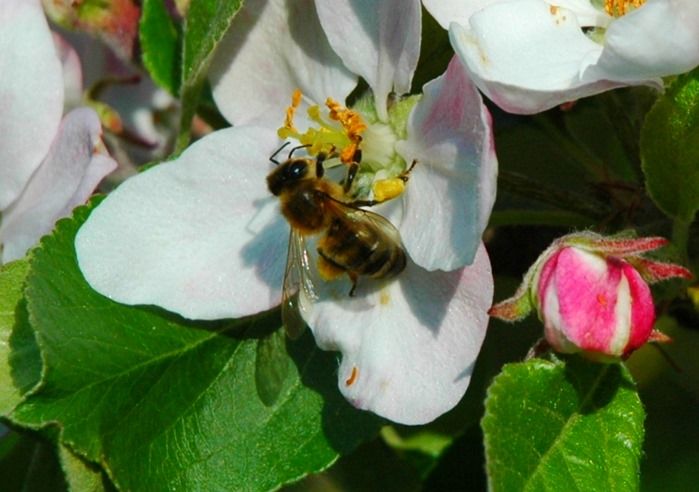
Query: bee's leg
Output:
[[348, 273, 359, 297], [347, 198, 381, 207], [399, 159, 418, 182], [343, 162, 359, 193], [315, 152, 326, 178]]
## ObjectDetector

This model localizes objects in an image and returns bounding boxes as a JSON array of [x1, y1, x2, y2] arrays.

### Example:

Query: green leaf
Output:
[[482, 357, 644, 492], [641, 68, 699, 221], [177, 0, 243, 149], [57, 444, 110, 492], [140, 0, 181, 95], [0, 260, 41, 414], [255, 328, 290, 406], [10, 205, 381, 491]]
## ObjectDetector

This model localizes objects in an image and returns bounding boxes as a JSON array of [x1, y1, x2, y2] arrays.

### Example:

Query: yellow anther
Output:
[[604, 0, 645, 16], [326, 98, 366, 163], [276, 91, 368, 165], [281, 88, 302, 134], [372, 178, 406, 203]]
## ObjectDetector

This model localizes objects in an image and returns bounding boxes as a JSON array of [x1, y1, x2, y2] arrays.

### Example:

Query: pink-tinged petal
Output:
[[315, 0, 421, 120], [622, 262, 654, 354], [551, 248, 625, 353], [585, 0, 699, 83], [302, 243, 493, 425], [209, 0, 356, 128], [75, 126, 288, 320], [0, 108, 116, 263], [0, 0, 63, 209], [423, 0, 505, 29], [53, 33, 84, 111], [395, 56, 497, 270], [449, 0, 623, 114]]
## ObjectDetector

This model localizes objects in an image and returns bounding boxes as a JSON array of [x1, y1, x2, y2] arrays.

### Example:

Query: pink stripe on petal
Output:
[[555, 248, 621, 353], [623, 262, 655, 353]]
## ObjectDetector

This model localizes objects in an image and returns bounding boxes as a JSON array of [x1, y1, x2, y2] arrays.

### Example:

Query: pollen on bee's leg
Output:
[[372, 178, 406, 203], [345, 366, 359, 386]]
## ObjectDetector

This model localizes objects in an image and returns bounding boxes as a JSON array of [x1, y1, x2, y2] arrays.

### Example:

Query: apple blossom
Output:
[[490, 232, 692, 360], [423, 0, 699, 113], [76, 0, 498, 424], [0, 0, 116, 263]]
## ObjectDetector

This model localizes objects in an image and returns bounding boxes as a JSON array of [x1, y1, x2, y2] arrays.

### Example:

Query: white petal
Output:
[[1, 108, 116, 263], [423, 0, 505, 29], [303, 243, 493, 425], [53, 33, 84, 111], [0, 0, 63, 209], [585, 0, 699, 82], [209, 0, 356, 128], [395, 56, 497, 270], [449, 0, 621, 114], [75, 126, 289, 320], [315, 0, 421, 120]]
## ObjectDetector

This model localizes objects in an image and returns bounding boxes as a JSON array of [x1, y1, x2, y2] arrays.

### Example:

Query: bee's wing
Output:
[[342, 204, 404, 245], [281, 229, 318, 339]]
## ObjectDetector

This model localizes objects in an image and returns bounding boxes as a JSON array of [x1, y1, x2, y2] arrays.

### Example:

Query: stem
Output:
[[672, 217, 691, 265]]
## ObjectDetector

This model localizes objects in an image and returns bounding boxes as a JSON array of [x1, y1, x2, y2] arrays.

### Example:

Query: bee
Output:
[[267, 144, 413, 338]]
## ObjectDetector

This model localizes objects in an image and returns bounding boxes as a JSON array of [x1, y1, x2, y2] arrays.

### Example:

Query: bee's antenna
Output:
[[288, 144, 312, 159], [270, 142, 291, 165]]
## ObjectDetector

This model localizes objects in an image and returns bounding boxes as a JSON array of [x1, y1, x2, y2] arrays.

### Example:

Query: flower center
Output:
[[604, 0, 645, 17], [277, 90, 410, 202], [278, 89, 367, 164]]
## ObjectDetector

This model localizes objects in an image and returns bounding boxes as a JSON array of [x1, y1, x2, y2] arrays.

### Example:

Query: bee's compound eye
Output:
[[286, 160, 307, 179]]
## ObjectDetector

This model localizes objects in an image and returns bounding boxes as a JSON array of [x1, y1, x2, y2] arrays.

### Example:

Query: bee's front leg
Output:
[[348, 272, 359, 297]]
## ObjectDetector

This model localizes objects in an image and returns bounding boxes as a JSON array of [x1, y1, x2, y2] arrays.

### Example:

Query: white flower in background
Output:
[[0, 0, 117, 263], [423, 0, 699, 113], [75, 0, 497, 425]]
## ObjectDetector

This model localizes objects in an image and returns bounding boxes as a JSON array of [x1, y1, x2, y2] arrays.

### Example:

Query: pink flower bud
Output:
[[490, 232, 693, 360], [536, 246, 654, 359]]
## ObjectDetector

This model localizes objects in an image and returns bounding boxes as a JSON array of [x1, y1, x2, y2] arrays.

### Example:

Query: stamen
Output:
[[604, 0, 645, 17], [277, 91, 368, 165], [326, 98, 366, 163], [282, 89, 301, 134]]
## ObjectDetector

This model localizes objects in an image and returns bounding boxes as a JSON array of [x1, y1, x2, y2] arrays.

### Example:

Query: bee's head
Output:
[[267, 158, 313, 196]]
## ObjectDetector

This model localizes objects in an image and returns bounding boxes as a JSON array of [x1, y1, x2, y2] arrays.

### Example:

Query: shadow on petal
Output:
[[240, 196, 288, 306], [400, 262, 461, 336], [454, 360, 477, 383]]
